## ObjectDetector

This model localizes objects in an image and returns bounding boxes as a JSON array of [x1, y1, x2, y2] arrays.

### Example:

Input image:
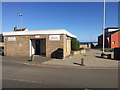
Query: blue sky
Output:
[[2, 2, 118, 42]]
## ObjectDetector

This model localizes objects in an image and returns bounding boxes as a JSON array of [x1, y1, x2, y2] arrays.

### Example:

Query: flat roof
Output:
[[3, 29, 76, 38], [105, 27, 119, 29]]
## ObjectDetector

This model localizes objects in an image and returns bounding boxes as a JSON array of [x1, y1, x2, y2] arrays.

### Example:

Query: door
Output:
[[35, 40, 40, 55]]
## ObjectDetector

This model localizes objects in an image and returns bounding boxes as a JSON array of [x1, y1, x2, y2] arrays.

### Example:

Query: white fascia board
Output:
[[108, 29, 119, 32], [3, 29, 76, 38], [65, 30, 76, 38]]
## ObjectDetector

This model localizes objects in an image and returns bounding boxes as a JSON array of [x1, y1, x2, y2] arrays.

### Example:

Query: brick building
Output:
[[111, 30, 120, 48], [98, 27, 120, 48], [3, 27, 76, 58]]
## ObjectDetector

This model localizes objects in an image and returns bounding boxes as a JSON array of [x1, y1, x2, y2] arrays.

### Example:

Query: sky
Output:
[[2, 2, 118, 42]]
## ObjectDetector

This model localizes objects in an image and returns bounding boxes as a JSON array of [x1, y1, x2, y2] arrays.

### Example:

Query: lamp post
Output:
[[19, 14, 22, 31], [103, 0, 105, 53]]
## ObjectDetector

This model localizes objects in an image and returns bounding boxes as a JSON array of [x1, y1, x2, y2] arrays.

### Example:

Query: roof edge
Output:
[[2, 29, 76, 38]]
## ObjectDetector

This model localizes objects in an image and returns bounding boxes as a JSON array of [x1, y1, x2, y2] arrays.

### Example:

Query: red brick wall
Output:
[[111, 31, 120, 48], [98, 35, 103, 47], [118, 31, 120, 47], [98, 35, 110, 48]]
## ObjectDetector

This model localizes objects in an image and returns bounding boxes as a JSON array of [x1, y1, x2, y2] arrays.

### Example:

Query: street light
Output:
[[19, 14, 22, 31], [103, 0, 105, 53]]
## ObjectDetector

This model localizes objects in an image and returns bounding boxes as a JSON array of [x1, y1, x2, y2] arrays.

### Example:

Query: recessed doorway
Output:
[[30, 38, 46, 56], [35, 40, 40, 55]]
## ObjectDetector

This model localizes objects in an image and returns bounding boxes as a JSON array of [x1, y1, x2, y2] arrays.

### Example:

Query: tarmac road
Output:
[[2, 61, 118, 88]]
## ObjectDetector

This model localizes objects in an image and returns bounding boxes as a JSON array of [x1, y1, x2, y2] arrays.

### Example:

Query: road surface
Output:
[[2, 61, 118, 88]]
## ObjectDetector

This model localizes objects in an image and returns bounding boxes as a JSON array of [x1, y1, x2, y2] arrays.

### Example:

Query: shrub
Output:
[[2, 35, 4, 42], [104, 49, 114, 52], [79, 47, 84, 50], [0, 34, 4, 42], [71, 38, 80, 50]]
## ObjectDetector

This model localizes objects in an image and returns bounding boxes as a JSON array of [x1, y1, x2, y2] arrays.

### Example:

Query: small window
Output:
[[67, 40, 69, 52], [112, 41, 115, 44]]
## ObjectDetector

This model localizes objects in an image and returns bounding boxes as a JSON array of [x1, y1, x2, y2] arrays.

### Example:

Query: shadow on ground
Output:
[[95, 56, 116, 61], [73, 62, 85, 66], [27, 55, 53, 64]]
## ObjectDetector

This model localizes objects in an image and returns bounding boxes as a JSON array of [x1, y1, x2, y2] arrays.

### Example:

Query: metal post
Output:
[[19, 14, 22, 31], [103, 0, 105, 53], [21, 15, 22, 31], [81, 58, 84, 66], [31, 54, 34, 62]]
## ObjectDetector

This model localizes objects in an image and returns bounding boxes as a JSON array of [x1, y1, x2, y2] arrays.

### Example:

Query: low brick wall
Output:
[[80, 44, 91, 49], [80, 50, 86, 54], [71, 50, 86, 55], [71, 51, 80, 55]]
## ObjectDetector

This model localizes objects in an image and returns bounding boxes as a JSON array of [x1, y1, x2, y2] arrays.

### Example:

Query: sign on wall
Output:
[[35, 35, 40, 38], [7, 37, 16, 41], [49, 35, 60, 41]]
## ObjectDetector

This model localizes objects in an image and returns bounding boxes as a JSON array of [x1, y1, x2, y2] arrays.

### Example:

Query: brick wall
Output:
[[98, 35, 110, 48], [79, 44, 91, 49], [118, 31, 120, 47], [4, 34, 71, 58], [111, 31, 120, 48], [46, 34, 64, 57]]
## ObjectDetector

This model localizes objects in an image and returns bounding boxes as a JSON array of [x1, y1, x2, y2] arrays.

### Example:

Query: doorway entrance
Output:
[[30, 38, 46, 56], [35, 40, 40, 55]]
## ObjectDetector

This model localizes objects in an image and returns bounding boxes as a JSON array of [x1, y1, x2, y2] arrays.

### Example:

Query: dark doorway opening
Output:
[[35, 40, 40, 55], [31, 38, 46, 56]]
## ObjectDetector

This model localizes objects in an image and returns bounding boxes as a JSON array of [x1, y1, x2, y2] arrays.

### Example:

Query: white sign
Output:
[[35, 35, 40, 38], [8, 37, 16, 41], [49, 35, 60, 41]]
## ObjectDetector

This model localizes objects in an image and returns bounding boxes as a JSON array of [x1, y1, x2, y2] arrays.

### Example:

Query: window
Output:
[[112, 41, 115, 44], [67, 40, 69, 52]]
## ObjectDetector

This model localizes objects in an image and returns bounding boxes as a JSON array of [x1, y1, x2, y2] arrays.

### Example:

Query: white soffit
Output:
[[3, 29, 76, 38]]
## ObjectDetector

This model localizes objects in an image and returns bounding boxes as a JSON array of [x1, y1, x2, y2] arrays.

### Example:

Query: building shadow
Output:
[[51, 48, 63, 59], [95, 56, 115, 60], [51, 50, 58, 59]]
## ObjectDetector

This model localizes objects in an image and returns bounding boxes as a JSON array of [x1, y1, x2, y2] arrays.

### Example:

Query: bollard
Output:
[[31, 54, 34, 62], [101, 53, 104, 57], [81, 58, 84, 66], [107, 54, 111, 59]]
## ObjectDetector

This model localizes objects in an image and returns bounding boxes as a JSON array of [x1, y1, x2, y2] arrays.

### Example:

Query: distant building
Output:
[[79, 42, 98, 49], [98, 27, 120, 48], [14, 26, 29, 31]]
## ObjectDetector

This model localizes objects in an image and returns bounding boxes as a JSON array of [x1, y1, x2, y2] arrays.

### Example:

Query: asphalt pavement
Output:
[[2, 61, 118, 88]]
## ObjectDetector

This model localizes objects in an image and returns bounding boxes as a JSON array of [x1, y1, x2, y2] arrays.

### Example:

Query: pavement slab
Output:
[[2, 49, 119, 68], [42, 49, 118, 68]]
